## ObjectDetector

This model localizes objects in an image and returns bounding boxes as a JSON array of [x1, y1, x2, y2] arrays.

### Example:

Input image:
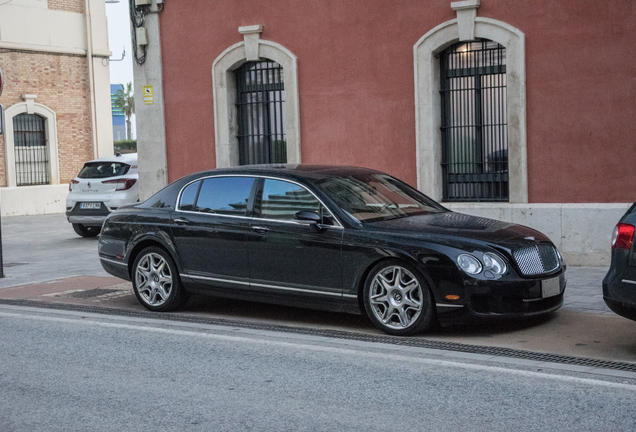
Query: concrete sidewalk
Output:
[[0, 213, 108, 289], [562, 266, 612, 315]]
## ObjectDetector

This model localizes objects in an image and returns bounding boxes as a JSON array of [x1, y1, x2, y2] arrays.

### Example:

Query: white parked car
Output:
[[66, 153, 139, 237]]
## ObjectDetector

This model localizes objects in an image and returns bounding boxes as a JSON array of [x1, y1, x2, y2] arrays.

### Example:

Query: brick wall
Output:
[[47, 0, 85, 14], [0, 51, 93, 187]]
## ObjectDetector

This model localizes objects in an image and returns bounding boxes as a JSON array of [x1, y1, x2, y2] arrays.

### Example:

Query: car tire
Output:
[[363, 260, 436, 336], [72, 223, 100, 238], [132, 246, 190, 312]]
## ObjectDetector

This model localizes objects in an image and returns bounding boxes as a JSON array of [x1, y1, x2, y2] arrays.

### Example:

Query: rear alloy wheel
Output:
[[132, 247, 189, 312], [363, 261, 435, 336], [72, 223, 100, 238]]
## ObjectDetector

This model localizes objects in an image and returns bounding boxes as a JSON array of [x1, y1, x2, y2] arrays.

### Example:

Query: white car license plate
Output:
[[541, 276, 561, 298], [80, 202, 101, 210]]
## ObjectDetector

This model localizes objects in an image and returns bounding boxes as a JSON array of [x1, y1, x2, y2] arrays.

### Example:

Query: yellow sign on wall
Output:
[[143, 85, 154, 105]]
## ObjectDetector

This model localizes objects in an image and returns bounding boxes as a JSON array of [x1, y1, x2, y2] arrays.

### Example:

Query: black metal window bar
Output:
[[440, 39, 508, 201], [235, 61, 287, 165], [13, 113, 50, 186]]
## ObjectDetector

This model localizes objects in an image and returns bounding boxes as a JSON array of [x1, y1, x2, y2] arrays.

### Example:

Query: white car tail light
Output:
[[102, 178, 137, 191]]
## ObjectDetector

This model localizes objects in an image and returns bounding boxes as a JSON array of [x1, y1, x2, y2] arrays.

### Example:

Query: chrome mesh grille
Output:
[[513, 244, 559, 276]]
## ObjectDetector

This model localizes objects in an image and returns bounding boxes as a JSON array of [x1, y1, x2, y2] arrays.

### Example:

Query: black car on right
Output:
[[603, 202, 636, 321]]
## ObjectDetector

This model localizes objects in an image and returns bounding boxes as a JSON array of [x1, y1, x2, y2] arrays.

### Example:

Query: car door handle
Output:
[[174, 217, 190, 225], [252, 226, 269, 233]]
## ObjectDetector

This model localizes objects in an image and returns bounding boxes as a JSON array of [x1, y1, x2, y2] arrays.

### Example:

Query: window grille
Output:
[[13, 113, 50, 186], [440, 40, 508, 201], [235, 61, 287, 165]]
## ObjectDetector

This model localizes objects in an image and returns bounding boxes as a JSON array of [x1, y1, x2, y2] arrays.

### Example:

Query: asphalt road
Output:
[[1, 306, 635, 432]]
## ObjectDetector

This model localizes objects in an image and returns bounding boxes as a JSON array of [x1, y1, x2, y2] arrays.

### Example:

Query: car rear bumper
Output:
[[602, 249, 636, 322], [603, 262, 636, 322], [66, 203, 110, 226], [67, 215, 108, 225], [603, 297, 636, 321], [99, 255, 131, 281]]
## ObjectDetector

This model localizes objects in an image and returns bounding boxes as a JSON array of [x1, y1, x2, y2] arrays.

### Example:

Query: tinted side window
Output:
[[195, 177, 254, 216], [178, 181, 201, 211], [261, 179, 321, 221]]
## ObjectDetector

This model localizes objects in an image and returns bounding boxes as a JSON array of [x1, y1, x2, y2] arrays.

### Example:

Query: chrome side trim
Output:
[[436, 303, 464, 308], [250, 282, 341, 297], [188, 274, 250, 286], [187, 274, 341, 297], [254, 217, 345, 230], [99, 256, 128, 267], [622, 279, 636, 285], [343, 294, 358, 299], [175, 209, 251, 221]]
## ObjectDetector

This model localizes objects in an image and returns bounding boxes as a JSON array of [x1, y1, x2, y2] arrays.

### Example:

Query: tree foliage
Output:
[[113, 82, 135, 140]]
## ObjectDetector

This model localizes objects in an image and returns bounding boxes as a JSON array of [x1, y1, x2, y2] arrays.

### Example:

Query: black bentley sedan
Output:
[[603, 202, 636, 321], [98, 165, 567, 335]]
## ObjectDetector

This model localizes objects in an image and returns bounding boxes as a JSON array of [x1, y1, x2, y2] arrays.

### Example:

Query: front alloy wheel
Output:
[[363, 261, 435, 336], [132, 247, 188, 311]]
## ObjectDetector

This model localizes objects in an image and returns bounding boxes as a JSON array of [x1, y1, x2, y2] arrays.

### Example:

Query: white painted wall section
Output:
[[0, 185, 68, 217], [0, 2, 109, 56], [446, 203, 632, 267]]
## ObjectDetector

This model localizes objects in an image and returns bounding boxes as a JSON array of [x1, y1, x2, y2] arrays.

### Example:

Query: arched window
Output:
[[440, 40, 508, 201], [212, 29, 300, 168], [235, 60, 287, 165], [13, 113, 50, 186], [414, 16, 526, 203]]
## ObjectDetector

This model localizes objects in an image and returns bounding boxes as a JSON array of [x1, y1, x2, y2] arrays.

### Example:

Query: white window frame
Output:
[[414, 16, 527, 203], [212, 26, 300, 168], [3, 99, 60, 187]]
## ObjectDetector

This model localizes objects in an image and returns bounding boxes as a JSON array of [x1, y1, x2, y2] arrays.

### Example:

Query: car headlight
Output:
[[457, 254, 482, 275], [483, 252, 507, 275]]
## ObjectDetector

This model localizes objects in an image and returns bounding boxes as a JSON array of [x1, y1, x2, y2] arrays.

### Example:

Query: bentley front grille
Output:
[[513, 244, 560, 276]]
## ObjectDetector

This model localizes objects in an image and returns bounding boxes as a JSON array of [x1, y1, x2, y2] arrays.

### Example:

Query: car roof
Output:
[[85, 153, 138, 165], [183, 164, 383, 182]]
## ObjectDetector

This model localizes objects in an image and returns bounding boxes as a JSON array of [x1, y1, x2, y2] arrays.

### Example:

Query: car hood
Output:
[[363, 211, 551, 248]]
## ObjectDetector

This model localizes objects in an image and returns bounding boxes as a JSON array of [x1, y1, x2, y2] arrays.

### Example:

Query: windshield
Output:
[[78, 162, 131, 179], [316, 173, 446, 222]]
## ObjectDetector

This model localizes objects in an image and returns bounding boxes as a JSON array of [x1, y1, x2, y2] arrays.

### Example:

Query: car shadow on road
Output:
[[183, 295, 378, 332], [429, 313, 556, 338], [180, 294, 556, 337]]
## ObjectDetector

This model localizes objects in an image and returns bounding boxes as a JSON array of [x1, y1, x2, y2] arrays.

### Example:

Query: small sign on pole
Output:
[[143, 85, 154, 105]]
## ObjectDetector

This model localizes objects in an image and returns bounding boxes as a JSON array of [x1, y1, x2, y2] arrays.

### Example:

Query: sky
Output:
[[105, 0, 133, 87], [105, 0, 136, 138]]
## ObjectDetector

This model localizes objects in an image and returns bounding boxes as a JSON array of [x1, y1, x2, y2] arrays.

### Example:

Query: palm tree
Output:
[[113, 82, 135, 140]]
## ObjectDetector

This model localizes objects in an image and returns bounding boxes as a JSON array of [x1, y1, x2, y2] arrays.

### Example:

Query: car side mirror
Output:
[[294, 211, 321, 224]]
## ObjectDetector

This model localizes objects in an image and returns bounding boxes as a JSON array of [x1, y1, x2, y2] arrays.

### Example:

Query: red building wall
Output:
[[159, 0, 636, 203]]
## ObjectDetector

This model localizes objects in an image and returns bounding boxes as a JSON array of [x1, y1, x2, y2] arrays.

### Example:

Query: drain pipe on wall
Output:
[[85, 0, 99, 158]]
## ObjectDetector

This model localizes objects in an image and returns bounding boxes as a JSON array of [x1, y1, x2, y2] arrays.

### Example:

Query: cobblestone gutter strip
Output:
[[2, 299, 636, 373]]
